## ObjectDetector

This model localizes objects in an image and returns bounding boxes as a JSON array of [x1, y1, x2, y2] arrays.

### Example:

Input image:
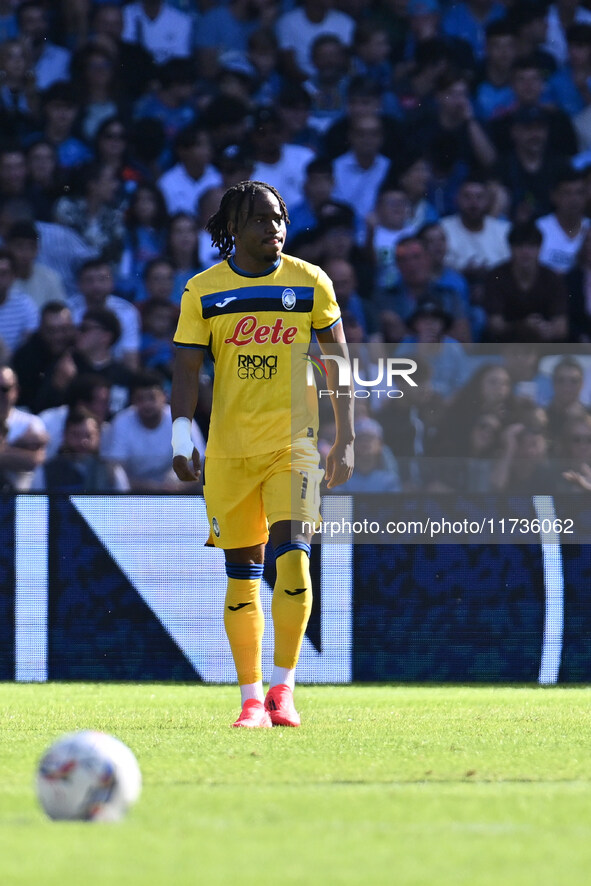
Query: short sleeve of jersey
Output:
[[174, 276, 210, 347], [311, 266, 341, 331]]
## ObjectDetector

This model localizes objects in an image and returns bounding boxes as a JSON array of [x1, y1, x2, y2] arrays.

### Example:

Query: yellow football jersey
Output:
[[174, 253, 341, 457]]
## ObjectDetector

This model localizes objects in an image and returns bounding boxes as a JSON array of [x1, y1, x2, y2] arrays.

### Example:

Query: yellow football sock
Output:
[[272, 548, 312, 670], [223, 567, 264, 685]]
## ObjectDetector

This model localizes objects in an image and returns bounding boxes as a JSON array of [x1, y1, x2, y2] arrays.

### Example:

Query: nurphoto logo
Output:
[[304, 353, 417, 399]]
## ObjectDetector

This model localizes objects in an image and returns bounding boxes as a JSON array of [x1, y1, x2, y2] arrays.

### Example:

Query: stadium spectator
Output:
[[275, 0, 355, 81], [473, 18, 518, 122], [246, 28, 284, 108], [90, 2, 156, 103], [71, 307, 135, 416], [544, 0, 591, 67], [438, 175, 511, 297], [337, 417, 400, 493], [350, 19, 395, 100], [566, 227, 591, 341], [488, 56, 578, 157], [508, 2, 555, 74], [0, 363, 48, 490], [53, 161, 127, 265], [426, 409, 504, 493], [320, 76, 402, 162], [547, 23, 591, 117], [321, 257, 369, 337], [0, 246, 38, 355], [0, 39, 39, 144], [490, 412, 554, 493], [30, 406, 129, 492], [0, 146, 28, 207], [104, 369, 204, 491], [6, 220, 67, 308], [554, 413, 591, 492], [121, 0, 193, 65], [332, 113, 392, 230], [116, 182, 169, 302], [441, 0, 506, 61], [404, 69, 497, 173], [34, 81, 93, 171], [132, 57, 197, 148], [17, 1, 71, 92], [24, 140, 63, 222], [288, 157, 335, 240], [303, 34, 350, 135], [396, 156, 439, 230], [157, 124, 222, 217], [495, 106, 564, 224], [545, 357, 589, 447], [483, 221, 568, 342], [366, 184, 415, 294], [376, 235, 468, 342], [69, 259, 140, 369], [194, 0, 270, 80], [398, 299, 471, 398], [536, 165, 590, 274], [166, 211, 203, 303], [92, 117, 137, 197], [141, 257, 175, 305], [249, 105, 315, 213], [39, 372, 113, 459], [11, 300, 75, 413], [416, 221, 476, 339], [140, 297, 178, 380]]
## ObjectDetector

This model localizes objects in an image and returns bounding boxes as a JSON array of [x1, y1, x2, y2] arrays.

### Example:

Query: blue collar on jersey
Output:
[[228, 255, 281, 277]]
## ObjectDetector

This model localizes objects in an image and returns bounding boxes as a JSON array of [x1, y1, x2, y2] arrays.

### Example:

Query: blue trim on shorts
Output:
[[274, 541, 311, 560], [225, 562, 265, 580]]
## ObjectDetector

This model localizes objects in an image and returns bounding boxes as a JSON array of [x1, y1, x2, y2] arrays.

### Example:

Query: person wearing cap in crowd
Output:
[[72, 306, 136, 416], [397, 297, 471, 397], [484, 220, 568, 342], [496, 105, 567, 224], [249, 105, 315, 212], [157, 123, 222, 217]]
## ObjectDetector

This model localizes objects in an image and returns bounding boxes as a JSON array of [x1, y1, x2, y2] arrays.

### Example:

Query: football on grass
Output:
[[36, 730, 142, 822]]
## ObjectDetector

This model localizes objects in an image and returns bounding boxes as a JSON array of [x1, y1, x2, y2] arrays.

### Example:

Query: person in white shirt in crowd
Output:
[[68, 258, 140, 369], [439, 173, 511, 299], [17, 0, 71, 91], [103, 369, 205, 491], [0, 364, 47, 490], [157, 123, 222, 216], [366, 183, 416, 293], [6, 220, 67, 308], [275, 0, 355, 81], [536, 164, 590, 274], [0, 246, 38, 356], [249, 105, 315, 212], [332, 113, 392, 236], [121, 0, 193, 64]]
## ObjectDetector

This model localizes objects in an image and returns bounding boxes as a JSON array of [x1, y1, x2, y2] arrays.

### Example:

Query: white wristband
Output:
[[171, 417, 193, 459]]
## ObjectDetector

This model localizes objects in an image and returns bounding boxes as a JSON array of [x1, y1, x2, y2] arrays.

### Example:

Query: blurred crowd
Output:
[[2, 0, 591, 493]]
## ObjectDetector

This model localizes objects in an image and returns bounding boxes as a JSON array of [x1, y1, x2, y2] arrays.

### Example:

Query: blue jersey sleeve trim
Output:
[[173, 342, 209, 350], [312, 316, 342, 332]]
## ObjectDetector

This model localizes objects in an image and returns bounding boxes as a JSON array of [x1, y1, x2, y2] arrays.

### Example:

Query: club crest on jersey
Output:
[[282, 288, 296, 310]]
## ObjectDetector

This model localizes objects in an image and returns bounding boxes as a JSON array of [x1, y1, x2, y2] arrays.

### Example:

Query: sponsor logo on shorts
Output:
[[237, 353, 278, 380], [282, 288, 296, 310], [212, 517, 220, 537]]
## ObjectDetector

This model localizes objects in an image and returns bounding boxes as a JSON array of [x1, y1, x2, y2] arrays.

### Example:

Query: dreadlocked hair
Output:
[[206, 180, 290, 259]]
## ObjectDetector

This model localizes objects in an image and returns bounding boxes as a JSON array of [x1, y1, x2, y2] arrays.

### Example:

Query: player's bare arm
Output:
[[170, 346, 205, 482], [316, 321, 355, 489]]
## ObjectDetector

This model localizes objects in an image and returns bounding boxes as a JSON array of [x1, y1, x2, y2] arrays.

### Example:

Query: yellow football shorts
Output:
[[203, 437, 323, 549]]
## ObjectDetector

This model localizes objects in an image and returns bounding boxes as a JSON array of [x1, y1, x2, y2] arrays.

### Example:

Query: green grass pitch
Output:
[[1, 683, 591, 886]]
